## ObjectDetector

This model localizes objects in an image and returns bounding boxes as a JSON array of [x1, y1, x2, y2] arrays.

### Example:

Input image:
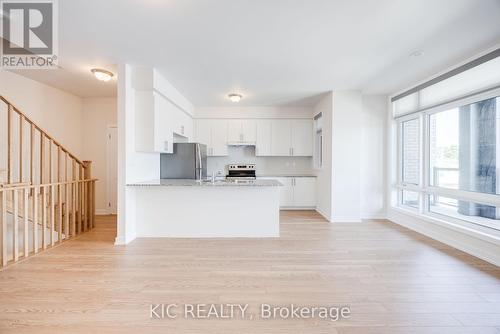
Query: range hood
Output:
[[226, 141, 256, 146]]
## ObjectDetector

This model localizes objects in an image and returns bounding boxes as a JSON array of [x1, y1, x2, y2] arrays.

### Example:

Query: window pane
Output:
[[402, 190, 419, 209], [402, 119, 420, 184], [429, 96, 499, 195], [429, 195, 500, 231]]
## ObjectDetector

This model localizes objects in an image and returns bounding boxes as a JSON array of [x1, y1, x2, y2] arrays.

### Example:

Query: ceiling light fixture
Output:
[[91, 68, 114, 82], [409, 50, 424, 58], [228, 93, 242, 103]]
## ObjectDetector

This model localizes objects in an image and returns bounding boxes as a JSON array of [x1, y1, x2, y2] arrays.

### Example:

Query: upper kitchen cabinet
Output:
[[172, 107, 193, 140], [195, 119, 228, 156], [255, 120, 272, 156], [228, 120, 256, 144], [269, 119, 313, 156], [290, 119, 313, 156], [135, 91, 173, 153], [133, 67, 195, 152], [271, 120, 292, 156], [257, 119, 313, 156]]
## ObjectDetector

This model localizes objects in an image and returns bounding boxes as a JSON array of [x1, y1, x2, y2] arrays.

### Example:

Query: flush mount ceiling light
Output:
[[228, 93, 242, 103], [91, 68, 114, 82], [409, 50, 425, 58]]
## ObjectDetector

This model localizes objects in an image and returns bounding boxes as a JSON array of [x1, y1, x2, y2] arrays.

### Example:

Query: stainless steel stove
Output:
[[226, 164, 256, 180]]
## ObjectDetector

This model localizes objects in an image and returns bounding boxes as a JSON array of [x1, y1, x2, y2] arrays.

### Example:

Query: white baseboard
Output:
[[315, 208, 331, 222], [114, 236, 126, 245], [388, 208, 500, 267], [330, 216, 362, 223], [361, 213, 387, 220], [95, 209, 111, 215], [280, 207, 317, 210], [114, 233, 137, 245]]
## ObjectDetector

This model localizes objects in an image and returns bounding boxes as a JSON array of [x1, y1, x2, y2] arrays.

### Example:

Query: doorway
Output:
[[106, 126, 118, 214]]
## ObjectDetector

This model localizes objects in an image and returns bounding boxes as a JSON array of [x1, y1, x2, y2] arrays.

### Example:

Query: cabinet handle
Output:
[[291, 148, 294, 156]]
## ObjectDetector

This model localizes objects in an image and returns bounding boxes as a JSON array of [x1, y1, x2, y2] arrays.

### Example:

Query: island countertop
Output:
[[127, 179, 283, 187]]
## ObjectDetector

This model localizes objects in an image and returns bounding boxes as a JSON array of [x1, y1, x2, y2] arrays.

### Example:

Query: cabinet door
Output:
[[182, 111, 194, 141], [291, 119, 313, 156], [256, 120, 272, 156], [154, 93, 173, 153], [292, 177, 316, 207], [271, 120, 291, 156], [195, 119, 212, 147], [211, 120, 228, 156], [276, 177, 294, 207], [227, 120, 242, 142], [169, 101, 184, 137], [241, 119, 256, 143]]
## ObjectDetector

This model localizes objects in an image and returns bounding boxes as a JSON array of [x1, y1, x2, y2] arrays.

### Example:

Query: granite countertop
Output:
[[127, 179, 283, 187]]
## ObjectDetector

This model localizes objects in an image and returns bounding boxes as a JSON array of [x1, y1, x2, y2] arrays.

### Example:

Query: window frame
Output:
[[394, 87, 500, 231]]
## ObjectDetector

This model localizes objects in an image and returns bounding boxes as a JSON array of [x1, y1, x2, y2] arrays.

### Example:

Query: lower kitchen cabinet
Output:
[[293, 177, 316, 207], [260, 176, 316, 209]]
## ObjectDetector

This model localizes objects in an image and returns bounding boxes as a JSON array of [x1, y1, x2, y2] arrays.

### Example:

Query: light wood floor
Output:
[[1, 211, 500, 334]]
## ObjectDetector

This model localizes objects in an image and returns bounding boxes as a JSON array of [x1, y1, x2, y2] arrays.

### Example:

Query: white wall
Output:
[[330, 91, 363, 222], [361, 95, 387, 219], [0, 70, 83, 156], [82, 98, 117, 214], [313, 92, 334, 221], [313, 92, 387, 223]]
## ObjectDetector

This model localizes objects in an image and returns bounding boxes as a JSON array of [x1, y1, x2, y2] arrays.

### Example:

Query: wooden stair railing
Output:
[[0, 96, 96, 268]]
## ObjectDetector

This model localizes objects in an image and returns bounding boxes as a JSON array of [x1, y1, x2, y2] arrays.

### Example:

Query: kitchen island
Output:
[[128, 179, 282, 237]]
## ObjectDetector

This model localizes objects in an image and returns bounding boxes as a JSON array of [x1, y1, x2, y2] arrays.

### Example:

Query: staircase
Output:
[[0, 96, 96, 268]]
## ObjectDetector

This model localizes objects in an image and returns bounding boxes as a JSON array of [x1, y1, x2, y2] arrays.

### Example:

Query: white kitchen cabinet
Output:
[[271, 120, 292, 156], [135, 91, 173, 153], [270, 119, 313, 157], [173, 107, 193, 140], [293, 177, 316, 207], [275, 177, 294, 207], [211, 120, 229, 156], [256, 120, 272, 156], [259, 176, 316, 209], [197, 118, 312, 157], [227, 120, 241, 143], [195, 119, 228, 156], [227, 120, 256, 143], [241, 120, 256, 142], [291, 120, 313, 156]]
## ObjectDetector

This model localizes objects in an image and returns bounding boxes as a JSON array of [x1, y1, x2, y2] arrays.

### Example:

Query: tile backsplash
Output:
[[207, 146, 314, 177]]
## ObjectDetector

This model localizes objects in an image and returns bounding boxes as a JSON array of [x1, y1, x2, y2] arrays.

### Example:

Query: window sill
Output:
[[390, 206, 500, 246]]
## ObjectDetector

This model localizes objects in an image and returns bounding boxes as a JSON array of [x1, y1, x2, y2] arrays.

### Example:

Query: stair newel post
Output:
[[83, 161, 93, 230]]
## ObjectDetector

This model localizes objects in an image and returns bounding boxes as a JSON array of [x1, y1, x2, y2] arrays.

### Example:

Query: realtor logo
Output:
[[1, 0, 58, 68]]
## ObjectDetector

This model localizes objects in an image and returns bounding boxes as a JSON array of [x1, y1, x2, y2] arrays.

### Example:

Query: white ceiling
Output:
[[7, 0, 500, 106]]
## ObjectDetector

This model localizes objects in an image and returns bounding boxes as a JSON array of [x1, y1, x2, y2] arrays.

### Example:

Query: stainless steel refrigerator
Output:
[[160, 143, 207, 180]]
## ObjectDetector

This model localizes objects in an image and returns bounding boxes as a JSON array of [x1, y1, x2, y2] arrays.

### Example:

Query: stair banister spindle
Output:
[[0, 96, 96, 266]]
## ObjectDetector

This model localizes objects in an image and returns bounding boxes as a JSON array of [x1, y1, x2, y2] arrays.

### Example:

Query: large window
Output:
[[396, 94, 500, 231], [402, 118, 420, 185], [429, 97, 499, 195], [393, 51, 500, 233]]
